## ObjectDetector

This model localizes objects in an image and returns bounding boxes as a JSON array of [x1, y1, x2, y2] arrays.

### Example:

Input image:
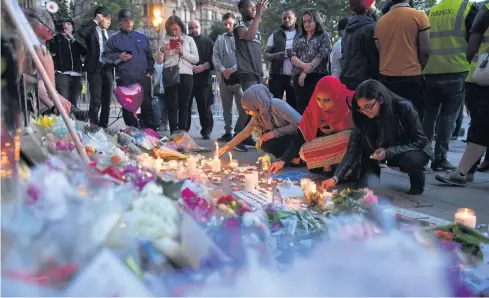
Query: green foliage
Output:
[[75, 0, 141, 30], [53, 0, 71, 21], [208, 20, 226, 42], [413, 0, 437, 12]]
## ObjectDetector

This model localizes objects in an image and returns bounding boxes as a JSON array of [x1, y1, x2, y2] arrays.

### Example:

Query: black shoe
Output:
[[408, 172, 425, 195], [234, 143, 248, 152], [202, 134, 210, 140], [451, 136, 458, 141], [71, 106, 89, 122], [217, 132, 233, 142], [242, 137, 256, 147], [432, 159, 456, 171]]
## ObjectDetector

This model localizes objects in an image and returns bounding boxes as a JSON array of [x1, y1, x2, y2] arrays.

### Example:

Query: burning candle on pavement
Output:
[[211, 157, 221, 172], [454, 208, 476, 228], [187, 155, 197, 175]]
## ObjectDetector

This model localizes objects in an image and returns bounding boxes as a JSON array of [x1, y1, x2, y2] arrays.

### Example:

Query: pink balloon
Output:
[[114, 84, 144, 113]]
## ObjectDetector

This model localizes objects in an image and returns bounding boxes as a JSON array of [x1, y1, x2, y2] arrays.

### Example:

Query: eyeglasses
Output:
[[26, 14, 53, 35], [303, 19, 315, 25], [357, 99, 378, 113]]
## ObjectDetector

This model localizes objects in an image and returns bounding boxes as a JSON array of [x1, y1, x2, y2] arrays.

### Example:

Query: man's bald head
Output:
[[24, 7, 55, 42], [281, 10, 296, 29], [188, 20, 201, 36]]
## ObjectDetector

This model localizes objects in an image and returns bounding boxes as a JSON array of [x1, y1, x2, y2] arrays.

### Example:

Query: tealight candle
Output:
[[154, 158, 163, 172], [211, 157, 221, 172], [308, 181, 316, 194], [229, 159, 239, 169], [322, 190, 332, 201], [168, 160, 178, 170], [187, 155, 197, 175], [454, 208, 476, 228]]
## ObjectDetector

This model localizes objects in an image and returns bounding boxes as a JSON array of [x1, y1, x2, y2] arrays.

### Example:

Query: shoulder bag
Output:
[[472, 50, 489, 86]]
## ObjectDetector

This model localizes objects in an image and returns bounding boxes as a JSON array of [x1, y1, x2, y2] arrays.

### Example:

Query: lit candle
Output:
[[228, 152, 232, 162], [454, 208, 476, 228], [322, 190, 332, 201], [215, 142, 219, 159], [308, 181, 316, 194], [187, 155, 197, 175], [154, 158, 163, 172], [244, 173, 256, 192], [211, 157, 221, 172], [252, 171, 259, 186], [301, 178, 311, 193], [168, 160, 178, 170], [229, 159, 239, 169]]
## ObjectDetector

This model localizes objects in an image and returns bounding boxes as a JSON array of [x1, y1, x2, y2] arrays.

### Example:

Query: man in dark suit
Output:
[[78, 6, 114, 128]]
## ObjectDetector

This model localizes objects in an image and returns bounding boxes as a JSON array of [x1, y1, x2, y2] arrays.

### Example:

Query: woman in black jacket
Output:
[[322, 79, 434, 195]]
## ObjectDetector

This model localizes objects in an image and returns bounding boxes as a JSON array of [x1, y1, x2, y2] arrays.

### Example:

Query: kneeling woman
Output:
[[322, 80, 434, 195], [270, 76, 355, 173], [218, 84, 301, 158]]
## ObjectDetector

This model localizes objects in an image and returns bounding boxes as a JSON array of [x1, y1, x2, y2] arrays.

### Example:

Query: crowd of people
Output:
[[2, 0, 488, 196]]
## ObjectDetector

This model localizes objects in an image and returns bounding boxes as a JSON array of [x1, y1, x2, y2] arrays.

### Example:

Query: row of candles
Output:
[[300, 178, 332, 201]]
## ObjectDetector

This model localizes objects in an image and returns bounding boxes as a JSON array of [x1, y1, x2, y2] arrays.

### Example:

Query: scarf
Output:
[[299, 76, 355, 142], [241, 84, 275, 131]]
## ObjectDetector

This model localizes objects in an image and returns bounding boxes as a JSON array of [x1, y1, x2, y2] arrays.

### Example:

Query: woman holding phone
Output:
[[159, 16, 199, 135], [321, 80, 434, 195]]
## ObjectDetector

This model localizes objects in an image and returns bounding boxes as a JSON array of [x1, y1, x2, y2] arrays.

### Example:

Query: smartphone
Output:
[[124, 50, 132, 55], [169, 39, 181, 49]]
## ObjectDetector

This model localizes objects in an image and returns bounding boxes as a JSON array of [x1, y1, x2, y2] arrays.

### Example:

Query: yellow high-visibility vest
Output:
[[467, 3, 489, 83], [424, 0, 475, 74]]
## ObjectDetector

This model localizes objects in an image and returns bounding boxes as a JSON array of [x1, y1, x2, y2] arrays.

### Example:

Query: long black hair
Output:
[[299, 8, 327, 36], [351, 79, 406, 149]]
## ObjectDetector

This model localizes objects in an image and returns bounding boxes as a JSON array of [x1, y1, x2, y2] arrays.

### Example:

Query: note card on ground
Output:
[[273, 170, 321, 183], [233, 190, 272, 209], [64, 248, 152, 297]]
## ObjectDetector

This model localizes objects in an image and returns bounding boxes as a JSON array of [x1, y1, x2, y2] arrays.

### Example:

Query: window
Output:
[[186, 10, 191, 22], [201, 9, 208, 20], [212, 11, 217, 21], [143, 4, 148, 17]]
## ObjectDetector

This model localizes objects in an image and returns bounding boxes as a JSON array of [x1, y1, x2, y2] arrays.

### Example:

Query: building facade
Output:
[[72, 0, 239, 50]]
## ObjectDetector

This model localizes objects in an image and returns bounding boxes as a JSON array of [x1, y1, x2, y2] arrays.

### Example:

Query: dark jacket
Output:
[[78, 20, 108, 73], [104, 30, 155, 80], [265, 24, 300, 75], [335, 99, 434, 179], [192, 35, 214, 87], [340, 15, 379, 90], [47, 33, 87, 73]]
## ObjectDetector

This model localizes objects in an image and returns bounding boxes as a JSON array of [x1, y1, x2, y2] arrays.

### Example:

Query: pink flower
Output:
[[363, 189, 378, 205]]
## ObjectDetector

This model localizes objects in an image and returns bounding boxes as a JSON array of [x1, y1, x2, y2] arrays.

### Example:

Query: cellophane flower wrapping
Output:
[[1, 157, 140, 295]]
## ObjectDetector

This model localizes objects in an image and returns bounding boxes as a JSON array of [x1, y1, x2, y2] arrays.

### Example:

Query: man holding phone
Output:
[[104, 8, 156, 130]]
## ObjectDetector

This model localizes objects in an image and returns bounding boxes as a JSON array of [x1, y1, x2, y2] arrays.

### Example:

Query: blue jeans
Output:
[[157, 94, 168, 127], [422, 72, 466, 160]]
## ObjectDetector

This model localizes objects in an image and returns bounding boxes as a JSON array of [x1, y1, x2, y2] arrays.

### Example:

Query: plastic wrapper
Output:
[[190, 204, 471, 297], [173, 132, 208, 153]]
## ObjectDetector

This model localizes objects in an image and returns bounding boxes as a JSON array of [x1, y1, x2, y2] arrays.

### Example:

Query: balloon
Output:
[[114, 84, 144, 113]]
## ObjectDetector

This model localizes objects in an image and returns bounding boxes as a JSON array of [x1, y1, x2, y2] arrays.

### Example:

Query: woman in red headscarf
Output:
[[270, 76, 355, 173]]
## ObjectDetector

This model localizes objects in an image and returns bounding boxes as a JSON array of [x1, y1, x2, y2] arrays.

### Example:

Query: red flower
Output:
[[217, 195, 234, 205]]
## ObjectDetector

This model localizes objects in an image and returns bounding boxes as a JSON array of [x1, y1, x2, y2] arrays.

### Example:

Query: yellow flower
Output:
[[33, 115, 57, 129]]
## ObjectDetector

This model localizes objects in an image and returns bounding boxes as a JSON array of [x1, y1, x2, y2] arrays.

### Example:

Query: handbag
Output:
[[223, 72, 240, 85], [163, 56, 181, 88], [471, 51, 489, 86]]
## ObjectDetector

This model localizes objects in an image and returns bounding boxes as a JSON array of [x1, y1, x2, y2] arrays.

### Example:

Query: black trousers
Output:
[[379, 74, 425, 120], [117, 76, 156, 130], [164, 74, 194, 134], [55, 72, 82, 107], [186, 84, 214, 136], [87, 65, 113, 128], [260, 134, 295, 158], [360, 150, 429, 191], [268, 74, 296, 111], [294, 73, 324, 115]]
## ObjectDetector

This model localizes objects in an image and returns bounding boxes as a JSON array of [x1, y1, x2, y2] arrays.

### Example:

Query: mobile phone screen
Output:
[[169, 39, 181, 49]]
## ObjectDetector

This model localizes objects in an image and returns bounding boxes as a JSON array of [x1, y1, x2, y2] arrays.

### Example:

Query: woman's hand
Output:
[[302, 63, 313, 73], [371, 148, 386, 161], [260, 131, 275, 143], [298, 72, 307, 87], [175, 43, 183, 55], [321, 177, 338, 190], [270, 160, 285, 173], [57, 94, 72, 115], [218, 145, 230, 157]]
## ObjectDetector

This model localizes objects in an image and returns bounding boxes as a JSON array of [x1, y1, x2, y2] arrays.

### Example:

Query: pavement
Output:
[[106, 110, 489, 226]]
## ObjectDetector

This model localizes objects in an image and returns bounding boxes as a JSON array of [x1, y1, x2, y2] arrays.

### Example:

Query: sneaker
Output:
[[435, 170, 467, 186], [407, 187, 424, 195], [432, 159, 456, 171], [476, 160, 489, 172], [423, 166, 434, 174], [466, 172, 475, 182], [242, 137, 256, 147], [217, 132, 233, 142], [202, 135, 210, 140], [451, 136, 458, 141], [234, 143, 248, 152]]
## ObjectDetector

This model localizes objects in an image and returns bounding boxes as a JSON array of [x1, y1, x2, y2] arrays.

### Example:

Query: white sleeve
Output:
[[266, 34, 274, 47]]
